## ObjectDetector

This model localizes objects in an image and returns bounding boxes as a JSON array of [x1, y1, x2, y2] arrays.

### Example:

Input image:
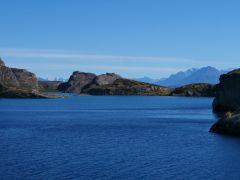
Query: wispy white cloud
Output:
[[37, 63, 184, 73], [0, 48, 195, 63]]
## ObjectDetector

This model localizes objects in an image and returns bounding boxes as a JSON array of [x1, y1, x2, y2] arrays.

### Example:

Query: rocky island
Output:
[[210, 69, 240, 136], [58, 71, 172, 96]]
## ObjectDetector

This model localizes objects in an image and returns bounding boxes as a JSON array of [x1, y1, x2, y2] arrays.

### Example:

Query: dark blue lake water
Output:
[[0, 96, 240, 180]]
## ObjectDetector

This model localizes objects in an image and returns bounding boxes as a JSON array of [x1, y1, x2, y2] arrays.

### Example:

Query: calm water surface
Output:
[[0, 96, 240, 180]]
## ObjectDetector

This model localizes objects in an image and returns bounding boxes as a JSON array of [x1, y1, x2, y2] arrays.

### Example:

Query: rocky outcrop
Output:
[[212, 69, 240, 113], [83, 79, 172, 96], [0, 58, 58, 98], [81, 73, 122, 91], [171, 83, 215, 97], [58, 71, 97, 93], [93, 73, 121, 86], [11, 68, 38, 90], [210, 112, 240, 136], [210, 69, 240, 135], [58, 72, 122, 94], [0, 59, 38, 91], [0, 63, 19, 87]]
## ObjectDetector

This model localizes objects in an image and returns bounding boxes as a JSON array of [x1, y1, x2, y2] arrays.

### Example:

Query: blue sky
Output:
[[0, 0, 240, 79]]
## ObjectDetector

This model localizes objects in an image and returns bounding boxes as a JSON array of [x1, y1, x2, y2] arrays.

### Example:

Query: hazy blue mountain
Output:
[[132, 77, 161, 84], [38, 77, 67, 82], [156, 66, 231, 87]]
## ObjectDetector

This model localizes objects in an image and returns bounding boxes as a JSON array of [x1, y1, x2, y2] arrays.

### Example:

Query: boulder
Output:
[[210, 112, 240, 136]]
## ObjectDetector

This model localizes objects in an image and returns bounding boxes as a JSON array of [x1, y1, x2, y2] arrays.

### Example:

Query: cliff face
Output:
[[212, 69, 240, 113], [58, 71, 97, 93], [0, 63, 19, 87], [0, 60, 38, 91], [171, 83, 215, 97], [11, 68, 38, 90], [210, 69, 240, 135]]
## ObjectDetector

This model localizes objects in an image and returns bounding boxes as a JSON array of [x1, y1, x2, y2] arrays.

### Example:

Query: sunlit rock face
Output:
[[0, 58, 49, 98], [0, 59, 20, 87], [0, 59, 39, 90], [58, 71, 97, 93]]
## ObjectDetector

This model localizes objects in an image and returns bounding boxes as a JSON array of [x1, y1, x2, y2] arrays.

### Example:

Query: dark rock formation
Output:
[[83, 78, 172, 96], [210, 112, 240, 136], [171, 83, 215, 97], [58, 71, 97, 93], [39, 81, 62, 92], [213, 69, 240, 113], [210, 69, 240, 135]]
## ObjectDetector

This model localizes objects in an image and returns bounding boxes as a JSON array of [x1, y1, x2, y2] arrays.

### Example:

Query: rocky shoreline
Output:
[[210, 69, 240, 136], [0, 58, 216, 98]]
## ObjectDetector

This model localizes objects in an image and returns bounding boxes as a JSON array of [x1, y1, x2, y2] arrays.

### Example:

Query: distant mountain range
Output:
[[134, 66, 233, 87], [38, 77, 67, 82]]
